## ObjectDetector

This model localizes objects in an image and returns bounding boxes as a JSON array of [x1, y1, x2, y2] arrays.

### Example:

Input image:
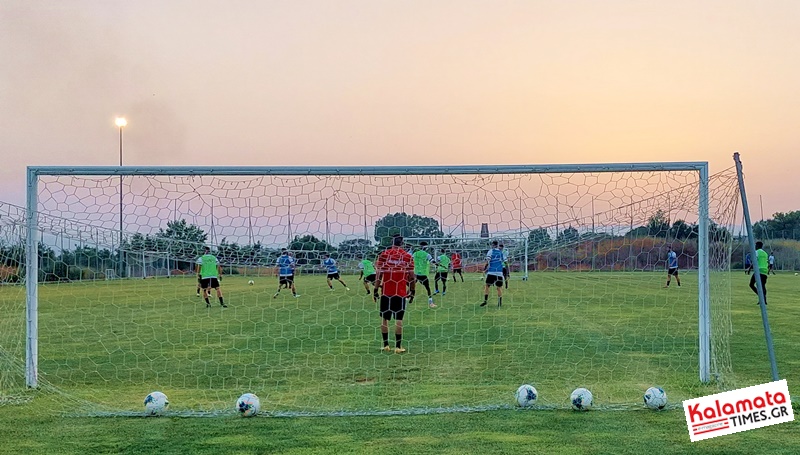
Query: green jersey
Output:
[[437, 254, 451, 272], [412, 250, 433, 276], [196, 254, 219, 278], [359, 259, 376, 276], [756, 249, 768, 275]]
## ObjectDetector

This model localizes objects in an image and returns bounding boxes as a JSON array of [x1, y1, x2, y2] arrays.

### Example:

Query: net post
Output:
[[733, 152, 779, 381], [698, 163, 711, 383], [25, 167, 39, 388]]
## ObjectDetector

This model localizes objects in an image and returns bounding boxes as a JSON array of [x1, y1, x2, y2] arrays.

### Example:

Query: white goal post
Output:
[[24, 162, 713, 393]]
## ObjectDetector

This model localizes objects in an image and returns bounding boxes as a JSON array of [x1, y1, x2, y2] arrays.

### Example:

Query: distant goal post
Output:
[[23, 161, 718, 404]]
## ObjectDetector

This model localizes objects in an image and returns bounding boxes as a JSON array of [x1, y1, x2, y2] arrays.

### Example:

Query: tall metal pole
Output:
[[734, 152, 779, 381], [118, 125, 123, 279]]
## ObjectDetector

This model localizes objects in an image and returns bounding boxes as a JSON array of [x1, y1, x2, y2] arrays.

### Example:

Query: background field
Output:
[[1, 271, 798, 453]]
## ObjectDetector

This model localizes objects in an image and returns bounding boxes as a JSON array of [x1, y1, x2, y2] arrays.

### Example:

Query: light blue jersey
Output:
[[486, 248, 504, 276], [276, 255, 295, 276], [323, 257, 338, 274], [668, 251, 678, 269]]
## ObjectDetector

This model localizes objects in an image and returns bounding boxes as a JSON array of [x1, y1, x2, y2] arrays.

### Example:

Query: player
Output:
[[749, 241, 769, 305], [357, 254, 377, 295], [481, 240, 505, 308], [434, 248, 450, 295], [768, 252, 776, 275], [273, 248, 300, 298], [411, 241, 437, 308], [195, 246, 227, 308], [664, 245, 681, 288], [499, 243, 510, 289], [451, 250, 464, 282], [374, 234, 415, 354], [744, 252, 753, 275], [321, 252, 350, 291]]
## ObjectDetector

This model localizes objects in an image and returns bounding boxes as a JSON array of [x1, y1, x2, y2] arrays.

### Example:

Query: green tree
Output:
[[556, 226, 580, 244], [669, 220, 695, 240], [338, 238, 374, 257], [527, 228, 552, 252], [155, 219, 208, 270], [647, 210, 670, 238], [374, 213, 444, 246]]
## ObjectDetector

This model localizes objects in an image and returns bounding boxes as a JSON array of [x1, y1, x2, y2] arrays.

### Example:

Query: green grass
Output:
[[1, 271, 799, 453]]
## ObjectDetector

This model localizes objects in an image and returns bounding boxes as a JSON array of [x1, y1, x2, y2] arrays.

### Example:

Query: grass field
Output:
[[1, 271, 798, 453]]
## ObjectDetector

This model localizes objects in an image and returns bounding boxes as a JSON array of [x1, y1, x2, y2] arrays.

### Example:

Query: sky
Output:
[[1, 0, 799, 219]]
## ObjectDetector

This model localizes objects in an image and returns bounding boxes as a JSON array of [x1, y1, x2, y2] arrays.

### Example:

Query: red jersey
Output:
[[376, 246, 414, 297], [451, 252, 462, 269]]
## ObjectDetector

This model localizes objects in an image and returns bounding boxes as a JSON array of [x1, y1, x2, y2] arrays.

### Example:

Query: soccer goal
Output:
[[6, 163, 741, 415]]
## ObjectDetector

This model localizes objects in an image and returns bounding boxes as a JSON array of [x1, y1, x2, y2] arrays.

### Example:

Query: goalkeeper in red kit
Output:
[[374, 234, 415, 354]]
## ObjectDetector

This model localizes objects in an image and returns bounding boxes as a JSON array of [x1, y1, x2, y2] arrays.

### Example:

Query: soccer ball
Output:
[[795, 272, 798, 276], [236, 393, 261, 417], [144, 391, 169, 416], [248, 280, 255, 286], [644, 387, 668, 410], [570, 387, 593, 411], [514, 384, 538, 407]]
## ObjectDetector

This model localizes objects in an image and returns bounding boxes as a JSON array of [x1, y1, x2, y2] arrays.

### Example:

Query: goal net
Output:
[[2, 163, 741, 415]]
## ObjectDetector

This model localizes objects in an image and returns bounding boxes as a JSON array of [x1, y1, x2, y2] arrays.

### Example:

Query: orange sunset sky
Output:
[[1, 0, 798, 218]]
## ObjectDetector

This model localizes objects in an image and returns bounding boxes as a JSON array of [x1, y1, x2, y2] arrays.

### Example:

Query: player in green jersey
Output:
[[434, 249, 450, 295], [357, 255, 377, 295], [194, 246, 227, 308], [411, 241, 436, 308]]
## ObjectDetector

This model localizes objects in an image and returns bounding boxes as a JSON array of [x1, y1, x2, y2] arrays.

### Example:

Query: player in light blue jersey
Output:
[[322, 253, 350, 291], [273, 248, 299, 298], [664, 245, 681, 288], [481, 240, 505, 308]]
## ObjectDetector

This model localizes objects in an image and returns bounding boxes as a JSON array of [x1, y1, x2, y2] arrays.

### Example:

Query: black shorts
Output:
[[279, 276, 294, 285], [485, 274, 504, 287], [200, 278, 220, 289], [415, 275, 430, 286], [435, 272, 448, 281], [363, 274, 376, 283], [502, 267, 509, 277], [453, 268, 462, 274], [380, 295, 406, 321], [667, 268, 679, 276], [327, 273, 341, 280]]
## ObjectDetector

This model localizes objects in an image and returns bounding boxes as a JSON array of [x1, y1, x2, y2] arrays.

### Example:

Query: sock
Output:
[[219, 297, 224, 305], [382, 332, 389, 346], [204, 297, 210, 304], [395, 333, 402, 348], [484, 294, 488, 302], [666, 281, 670, 287]]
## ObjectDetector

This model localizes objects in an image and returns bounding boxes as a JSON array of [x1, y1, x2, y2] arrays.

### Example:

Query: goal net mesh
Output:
[[0, 167, 740, 414]]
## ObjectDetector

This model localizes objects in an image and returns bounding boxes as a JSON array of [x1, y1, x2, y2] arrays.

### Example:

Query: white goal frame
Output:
[[25, 162, 712, 389]]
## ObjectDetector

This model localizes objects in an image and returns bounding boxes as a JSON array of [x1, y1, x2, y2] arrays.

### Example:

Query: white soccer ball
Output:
[[514, 384, 538, 407], [248, 280, 255, 286], [570, 387, 593, 411], [644, 386, 668, 410], [236, 393, 261, 417], [795, 272, 798, 276], [144, 391, 169, 416]]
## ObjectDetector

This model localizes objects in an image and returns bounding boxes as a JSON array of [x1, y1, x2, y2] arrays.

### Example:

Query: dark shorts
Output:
[[485, 274, 504, 287], [435, 272, 448, 281], [200, 278, 220, 289], [364, 273, 376, 283], [502, 267, 509, 277], [279, 275, 294, 285], [415, 275, 430, 286], [453, 268, 462, 274], [667, 268, 679, 276], [380, 295, 406, 321], [327, 273, 341, 280]]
